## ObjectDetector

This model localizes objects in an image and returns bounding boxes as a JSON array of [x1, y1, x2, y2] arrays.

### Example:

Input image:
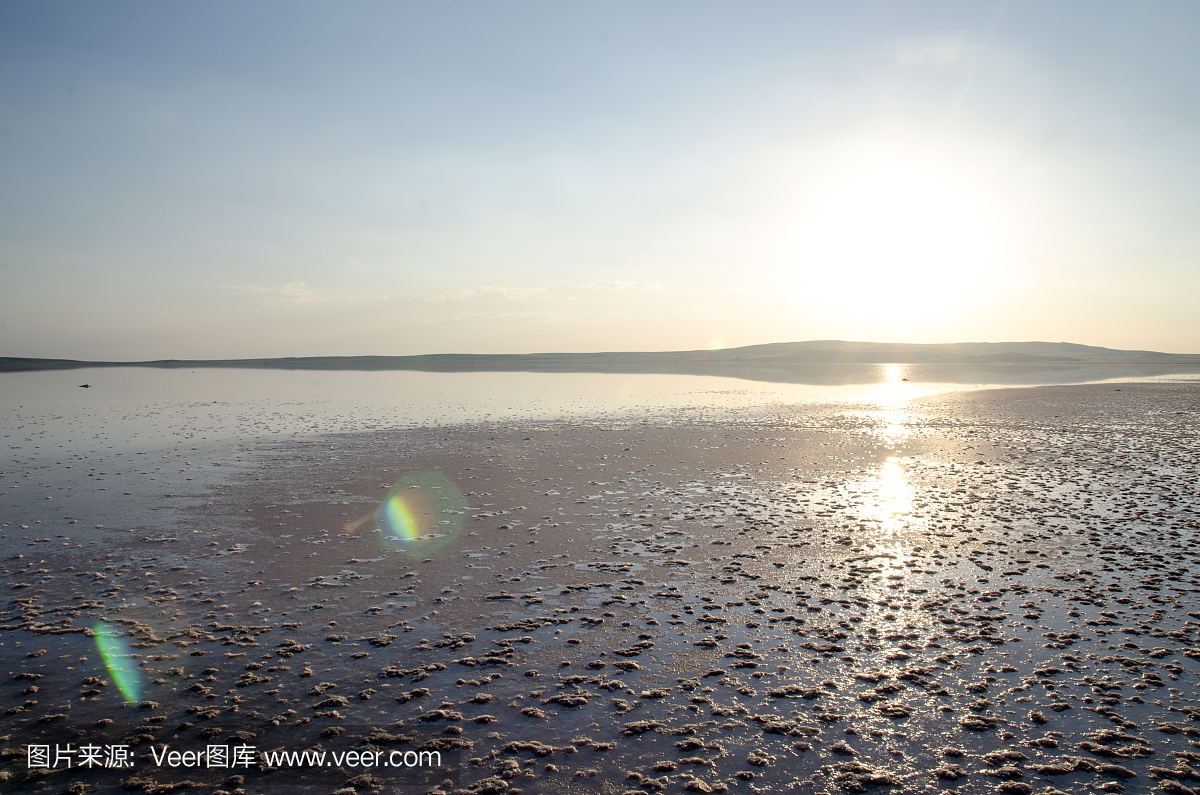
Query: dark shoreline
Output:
[[4, 339, 1200, 386]]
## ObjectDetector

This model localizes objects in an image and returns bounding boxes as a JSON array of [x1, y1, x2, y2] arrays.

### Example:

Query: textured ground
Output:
[[3, 382, 1199, 795]]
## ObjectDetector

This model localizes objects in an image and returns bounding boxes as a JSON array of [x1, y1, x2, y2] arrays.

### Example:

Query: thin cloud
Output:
[[226, 281, 319, 303], [444, 310, 561, 324], [570, 280, 664, 291], [426, 286, 548, 303]]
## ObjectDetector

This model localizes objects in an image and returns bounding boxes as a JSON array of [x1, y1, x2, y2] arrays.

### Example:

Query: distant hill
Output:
[[3, 340, 1198, 384]]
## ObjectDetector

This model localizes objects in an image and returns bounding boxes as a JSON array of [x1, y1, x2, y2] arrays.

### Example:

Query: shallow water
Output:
[[5, 364, 1199, 455]]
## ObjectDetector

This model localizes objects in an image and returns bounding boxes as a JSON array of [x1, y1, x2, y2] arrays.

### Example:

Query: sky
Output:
[[1, 0, 1198, 359]]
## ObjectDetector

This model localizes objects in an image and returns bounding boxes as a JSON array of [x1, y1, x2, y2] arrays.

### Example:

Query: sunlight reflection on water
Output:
[[5, 361, 1195, 454], [862, 364, 943, 407], [846, 455, 939, 644], [871, 457, 914, 539]]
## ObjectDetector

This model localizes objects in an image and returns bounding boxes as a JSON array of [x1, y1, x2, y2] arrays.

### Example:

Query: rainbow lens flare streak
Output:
[[93, 622, 140, 703], [346, 471, 467, 557], [380, 489, 436, 541]]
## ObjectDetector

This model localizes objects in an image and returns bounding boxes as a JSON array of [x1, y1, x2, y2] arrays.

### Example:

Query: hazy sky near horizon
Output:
[[1, 1, 1198, 359]]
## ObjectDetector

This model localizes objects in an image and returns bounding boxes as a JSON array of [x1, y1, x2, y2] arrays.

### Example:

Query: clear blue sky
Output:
[[2, 1, 1197, 358]]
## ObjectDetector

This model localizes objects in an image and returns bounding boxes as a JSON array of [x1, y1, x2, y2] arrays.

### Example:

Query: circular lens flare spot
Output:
[[347, 471, 467, 557], [93, 622, 140, 703], [381, 488, 437, 541]]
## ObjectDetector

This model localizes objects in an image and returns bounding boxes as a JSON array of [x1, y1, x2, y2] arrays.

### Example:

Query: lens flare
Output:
[[380, 488, 436, 541], [346, 471, 467, 557], [93, 622, 140, 702]]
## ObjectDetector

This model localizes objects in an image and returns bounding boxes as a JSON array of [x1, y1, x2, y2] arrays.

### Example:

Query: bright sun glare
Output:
[[798, 152, 1000, 317]]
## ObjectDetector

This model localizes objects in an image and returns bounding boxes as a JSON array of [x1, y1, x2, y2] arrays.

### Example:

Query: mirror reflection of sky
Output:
[[5, 364, 1197, 455]]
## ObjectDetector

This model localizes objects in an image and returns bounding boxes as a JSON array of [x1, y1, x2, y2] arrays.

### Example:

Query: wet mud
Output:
[[3, 383, 1199, 795]]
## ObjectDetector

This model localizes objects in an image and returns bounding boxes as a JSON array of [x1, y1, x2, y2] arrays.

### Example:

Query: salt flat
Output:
[[2, 382, 1198, 795]]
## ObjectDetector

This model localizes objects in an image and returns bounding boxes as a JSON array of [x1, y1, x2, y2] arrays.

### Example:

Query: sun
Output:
[[796, 151, 1000, 317]]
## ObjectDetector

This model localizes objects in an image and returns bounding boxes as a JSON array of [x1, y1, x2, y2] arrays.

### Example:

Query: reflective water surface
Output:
[[4, 363, 1198, 452]]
